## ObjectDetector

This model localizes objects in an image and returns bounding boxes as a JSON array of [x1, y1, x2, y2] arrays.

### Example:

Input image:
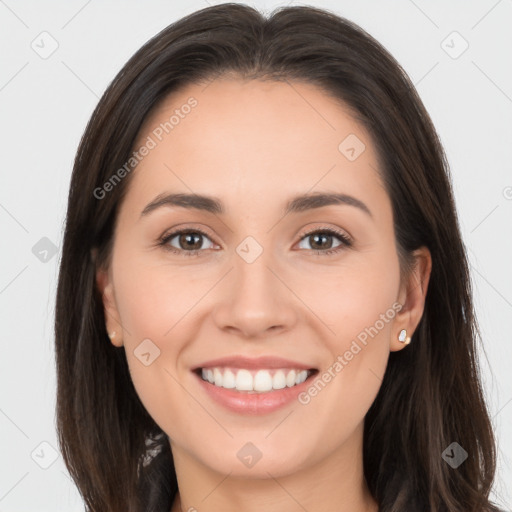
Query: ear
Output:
[[391, 246, 432, 352], [95, 261, 124, 348]]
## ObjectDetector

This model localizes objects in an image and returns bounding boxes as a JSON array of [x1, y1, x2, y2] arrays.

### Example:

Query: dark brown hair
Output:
[[55, 3, 502, 511]]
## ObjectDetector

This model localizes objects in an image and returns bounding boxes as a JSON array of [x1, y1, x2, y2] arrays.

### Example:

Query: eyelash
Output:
[[158, 226, 353, 258]]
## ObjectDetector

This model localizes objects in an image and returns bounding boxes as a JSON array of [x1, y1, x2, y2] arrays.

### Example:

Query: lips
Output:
[[192, 355, 315, 372], [192, 355, 317, 392], [191, 355, 319, 414]]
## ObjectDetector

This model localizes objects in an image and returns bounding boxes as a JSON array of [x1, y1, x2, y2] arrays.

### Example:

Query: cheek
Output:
[[113, 248, 205, 343], [109, 249, 201, 424], [295, 250, 400, 426], [304, 247, 401, 346]]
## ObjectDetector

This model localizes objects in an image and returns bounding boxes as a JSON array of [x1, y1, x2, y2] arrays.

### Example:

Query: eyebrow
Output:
[[140, 191, 372, 218]]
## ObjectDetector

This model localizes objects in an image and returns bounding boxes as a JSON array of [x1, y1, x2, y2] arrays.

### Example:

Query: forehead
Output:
[[127, 78, 386, 216]]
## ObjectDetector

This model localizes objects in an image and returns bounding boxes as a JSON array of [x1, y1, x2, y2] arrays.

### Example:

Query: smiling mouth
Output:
[[194, 367, 318, 393]]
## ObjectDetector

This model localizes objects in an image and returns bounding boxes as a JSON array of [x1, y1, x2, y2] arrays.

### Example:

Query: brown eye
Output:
[[297, 228, 352, 256], [175, 232, 204, 251], [159, 228, 216, 257]]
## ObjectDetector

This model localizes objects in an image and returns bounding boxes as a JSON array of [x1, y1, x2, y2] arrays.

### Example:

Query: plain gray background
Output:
[[0, 0, 511, 510]]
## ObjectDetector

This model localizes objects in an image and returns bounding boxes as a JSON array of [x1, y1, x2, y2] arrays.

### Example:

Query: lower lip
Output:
[[193, 371, 316, 415]]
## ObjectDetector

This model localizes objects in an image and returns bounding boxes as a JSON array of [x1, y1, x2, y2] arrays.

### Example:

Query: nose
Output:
[[211, 249, 298, 339]]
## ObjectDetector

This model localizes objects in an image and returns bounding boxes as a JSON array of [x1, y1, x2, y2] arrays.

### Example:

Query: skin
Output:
[[96, 77, 431, 512]]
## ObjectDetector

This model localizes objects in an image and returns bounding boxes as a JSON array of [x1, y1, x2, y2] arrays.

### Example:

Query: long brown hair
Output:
[[55, 3, 501, 511]]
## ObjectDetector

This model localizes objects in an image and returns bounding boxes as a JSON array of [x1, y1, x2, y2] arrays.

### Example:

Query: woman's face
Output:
[[98, 78, 429, 479]]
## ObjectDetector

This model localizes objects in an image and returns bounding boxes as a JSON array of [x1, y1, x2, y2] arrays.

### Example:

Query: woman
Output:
[[54, 3, 504, 511]]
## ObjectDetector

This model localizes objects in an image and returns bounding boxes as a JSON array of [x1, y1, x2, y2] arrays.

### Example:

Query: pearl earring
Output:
[[108, 331, 116, 340], [398, 329, 411, 345]]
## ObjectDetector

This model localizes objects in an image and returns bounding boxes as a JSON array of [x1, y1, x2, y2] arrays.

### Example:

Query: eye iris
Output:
[[310, 233, 333, 250], [180, 233, 202, 250]]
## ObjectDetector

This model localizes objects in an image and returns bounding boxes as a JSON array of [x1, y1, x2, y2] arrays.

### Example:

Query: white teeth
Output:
[[222, 369, 236, 389], [214, 368, 223, 387], [199, 367, 311, 392], [272, 370, 286, 390], [295, 370, 307, 385], [286, 369, 296, 387], [235, 369, 253, 391], [254, 370, 273, 392]]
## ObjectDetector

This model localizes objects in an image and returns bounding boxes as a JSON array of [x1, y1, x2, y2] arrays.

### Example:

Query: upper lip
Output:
[[192, 355, 316, 371]]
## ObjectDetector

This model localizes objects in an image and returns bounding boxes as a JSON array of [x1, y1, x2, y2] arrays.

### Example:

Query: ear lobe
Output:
[[96, 267, 124, 347], [391, 246, 432, 352]]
